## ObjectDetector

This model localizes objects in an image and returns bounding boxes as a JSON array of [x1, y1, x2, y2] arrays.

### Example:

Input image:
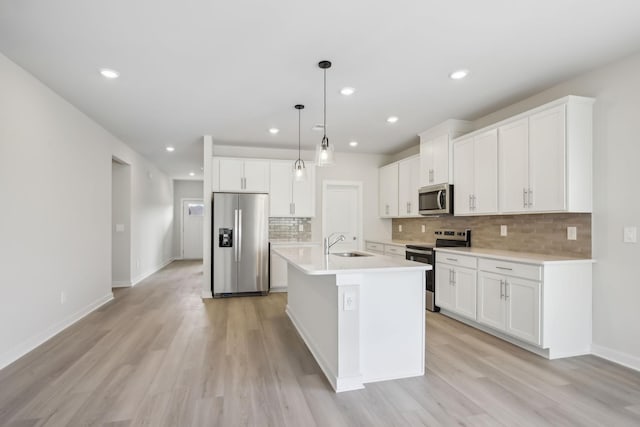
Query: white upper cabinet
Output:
[[398, 155, 420, 217], [453, 129, 498, 216], [379, 162, 399, 218], [497, 97, 593, 213], [215, 158, 270, 192], [269, 160, 315, 217], [419, 119, 473, 186]]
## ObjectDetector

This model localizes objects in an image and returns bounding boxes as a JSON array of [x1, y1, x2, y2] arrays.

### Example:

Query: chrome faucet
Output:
[[324, 232, 346, 255]]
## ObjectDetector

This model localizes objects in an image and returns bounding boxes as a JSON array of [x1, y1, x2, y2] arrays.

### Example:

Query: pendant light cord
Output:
[[323, 68, 328, 147], [298, 107, 302, 160]]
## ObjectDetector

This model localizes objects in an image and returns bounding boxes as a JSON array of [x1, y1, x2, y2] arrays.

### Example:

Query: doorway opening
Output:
[[112, 157, 131, 287], [322, 181, 363, 252]]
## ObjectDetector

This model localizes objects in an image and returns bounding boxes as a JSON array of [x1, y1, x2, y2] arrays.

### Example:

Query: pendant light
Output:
[[293, 104, 307, 181], [315, 60, 335, 166]]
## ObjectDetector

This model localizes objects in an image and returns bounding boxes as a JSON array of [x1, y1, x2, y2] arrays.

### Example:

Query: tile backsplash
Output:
[[392, 213, 591, 258], [269, 217, 312, 242]]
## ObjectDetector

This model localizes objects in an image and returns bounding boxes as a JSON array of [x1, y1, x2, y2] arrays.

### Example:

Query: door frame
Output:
[[181, 197, 204, 260], [321, 180, 364, 250]]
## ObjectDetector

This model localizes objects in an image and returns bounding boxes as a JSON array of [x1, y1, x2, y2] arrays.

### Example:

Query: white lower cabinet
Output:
[[435, 257, 477, 320], [436, 249, 592, 359], [477, 271, 540, 345]]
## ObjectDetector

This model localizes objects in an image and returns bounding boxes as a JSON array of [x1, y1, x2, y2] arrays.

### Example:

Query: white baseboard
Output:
[[201, 290, 213, 299], [131, 257, 174, 286], [591, 343, 640, 372], [111, 280, 132, 288], [0, 292, 114, 370]]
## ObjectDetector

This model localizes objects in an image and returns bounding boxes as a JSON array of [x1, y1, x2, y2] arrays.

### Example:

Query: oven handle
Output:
[[406, 249, 433, 256]]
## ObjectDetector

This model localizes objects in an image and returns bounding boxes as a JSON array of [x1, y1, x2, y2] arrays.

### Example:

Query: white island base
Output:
[[285, 264, 426, 392]]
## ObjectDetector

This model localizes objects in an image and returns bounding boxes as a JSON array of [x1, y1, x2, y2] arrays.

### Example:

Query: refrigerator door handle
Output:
[[234, 209, 239, 262], [238, 209, 242, 262]]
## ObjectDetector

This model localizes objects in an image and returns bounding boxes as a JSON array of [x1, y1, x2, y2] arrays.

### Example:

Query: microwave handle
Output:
[[436, 190, 444, 209]]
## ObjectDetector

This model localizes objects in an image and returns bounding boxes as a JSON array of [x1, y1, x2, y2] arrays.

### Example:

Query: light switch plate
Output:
[[421, 225, 426, 233], [398, 224, 403, 232], [567, 226, 577, 241], [500, 225, 507, 237], [298, 224, 304, 232], [624, 226, 637, 243]]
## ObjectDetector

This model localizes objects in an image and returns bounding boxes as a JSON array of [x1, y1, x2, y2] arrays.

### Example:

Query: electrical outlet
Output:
[[398, 224, 403, 232], [298, 224, 304, 232], [500, 225, 507, 236], [421, 225, 426, 233], [60, 292, 66, 304], [343, 292, 356, 311], [624, 226, 637, 243], [567, 226, 577, 241]]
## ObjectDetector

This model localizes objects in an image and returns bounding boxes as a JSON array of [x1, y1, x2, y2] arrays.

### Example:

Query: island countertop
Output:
[[273, 246, 432, 276]]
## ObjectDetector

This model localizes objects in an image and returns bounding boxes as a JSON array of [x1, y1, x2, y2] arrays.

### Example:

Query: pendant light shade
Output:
[[293, 104, 307, 182], [315, 60, 335, 167]]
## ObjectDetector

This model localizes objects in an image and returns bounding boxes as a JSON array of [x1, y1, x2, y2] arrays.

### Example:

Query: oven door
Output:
[[406, 248, 438, 311], [419, 184, 453, 215]]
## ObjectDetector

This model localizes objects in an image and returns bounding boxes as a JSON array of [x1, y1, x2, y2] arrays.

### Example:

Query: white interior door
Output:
[[322, 181, 362, 252], [182, 199, 204, 259]]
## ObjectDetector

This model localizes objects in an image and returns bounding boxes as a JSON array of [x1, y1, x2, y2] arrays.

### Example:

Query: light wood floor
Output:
[[2, 261, 640, 426]]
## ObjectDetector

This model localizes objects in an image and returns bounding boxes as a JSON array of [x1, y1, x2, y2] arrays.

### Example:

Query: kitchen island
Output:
[[273, 246, 431, 392]]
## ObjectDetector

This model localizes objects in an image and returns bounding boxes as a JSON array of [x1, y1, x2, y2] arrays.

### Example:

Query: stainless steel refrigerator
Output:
[[212, 192, 269, 296]]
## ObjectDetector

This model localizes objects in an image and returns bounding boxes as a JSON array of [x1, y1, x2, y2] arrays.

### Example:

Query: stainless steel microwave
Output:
[[418, 184, 453, 215]]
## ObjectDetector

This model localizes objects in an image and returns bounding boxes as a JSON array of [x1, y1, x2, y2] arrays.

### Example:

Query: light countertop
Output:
[[269, 240, 320, 246], [273, 246, 432, 276], [434, 247, 594, 265], [365, 238, 436, 247]]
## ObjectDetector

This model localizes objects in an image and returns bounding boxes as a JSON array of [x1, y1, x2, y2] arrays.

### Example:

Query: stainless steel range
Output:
[[406, 229, 471, 312]]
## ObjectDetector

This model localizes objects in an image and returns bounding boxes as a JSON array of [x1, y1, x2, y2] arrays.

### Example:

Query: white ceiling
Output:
[[2, 1, 640, 180]]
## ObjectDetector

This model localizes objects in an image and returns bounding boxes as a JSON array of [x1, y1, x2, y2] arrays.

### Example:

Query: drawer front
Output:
[[365, 242, 384, 253], [384, 244, 406, 257], [478, 258, 541, 281], [436, 252, 477, 269]]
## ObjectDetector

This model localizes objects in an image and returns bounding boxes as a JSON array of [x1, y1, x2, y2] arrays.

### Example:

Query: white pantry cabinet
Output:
[[419, 119, 473, 186], [398, 155, 420, 217], [435, 247, 593, 359], [269, 160, 315, 217], [453, 129, 498, 215], [379, 163, 399, 217], [435, 253, 477, 320], [214, 157, 270, 192], [496, 96, 594, 213]]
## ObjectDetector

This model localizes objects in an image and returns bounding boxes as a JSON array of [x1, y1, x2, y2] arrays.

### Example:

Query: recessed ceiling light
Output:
[[349, 141, 358, 147], [166, 146, 175, 152], [340, 87, 355, 96], [100, 68, 120, 79], [312, 124, 325, 131], [189, 172, 195, 177], [387, 116, 399, 124], [269, 128, 279, 135], [449, 69, 469, 80]]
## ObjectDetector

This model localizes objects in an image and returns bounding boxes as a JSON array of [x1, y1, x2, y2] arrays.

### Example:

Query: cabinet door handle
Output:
[[505, 281, 510, 299], [528, 188, 533, 207], [523, 188, 528, 208], [385, 204, 389, 215], [472, 194, 476, 210], [468, 194, 472, 210], [406, 202, 410, 214], [292, 203, 296, 215], [429, 169, 434, 183], [449, 269, 453, 284], [500, 279, 504, 299], [451, 270, 456, 285]]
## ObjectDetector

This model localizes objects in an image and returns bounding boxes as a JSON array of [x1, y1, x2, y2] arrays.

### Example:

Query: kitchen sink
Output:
[[332, 252, 372, 257]]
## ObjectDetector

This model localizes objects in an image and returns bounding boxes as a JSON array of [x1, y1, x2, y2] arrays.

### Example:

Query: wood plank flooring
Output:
[[1, 260, 640, 426]]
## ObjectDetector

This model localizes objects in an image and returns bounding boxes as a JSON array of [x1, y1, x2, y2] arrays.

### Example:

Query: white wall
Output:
[[111, 140, 174, 285], [0, 51, 173, 369], [112, 160, 131, 285], [468, 52, 640, 369], [173, 180, 204, 258]]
